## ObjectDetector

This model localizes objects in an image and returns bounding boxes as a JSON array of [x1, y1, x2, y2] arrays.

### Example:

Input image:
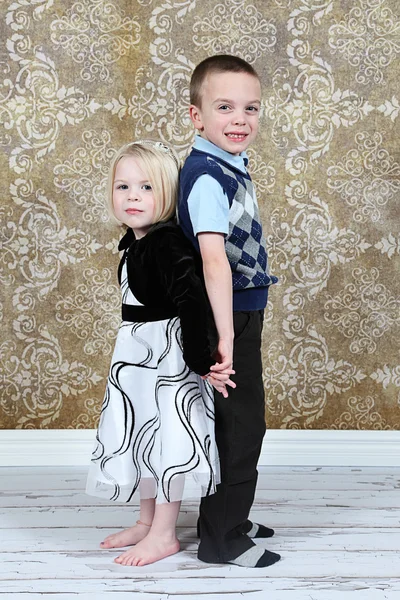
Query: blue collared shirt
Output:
[[187, 136, 249, 236]]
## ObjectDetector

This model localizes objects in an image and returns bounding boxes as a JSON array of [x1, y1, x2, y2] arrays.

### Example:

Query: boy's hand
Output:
[[208, 368, 235, 384], [210, 339, 233, 372]]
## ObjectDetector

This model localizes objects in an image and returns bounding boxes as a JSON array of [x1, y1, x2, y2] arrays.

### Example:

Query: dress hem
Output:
[[85, 459, 221, 505]]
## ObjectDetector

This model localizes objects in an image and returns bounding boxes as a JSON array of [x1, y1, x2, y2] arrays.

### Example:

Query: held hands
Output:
[[204, 368, 236, 398], [201, 338, 235, 398]]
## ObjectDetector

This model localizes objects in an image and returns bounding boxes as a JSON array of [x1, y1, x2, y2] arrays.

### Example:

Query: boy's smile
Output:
[[189, 71, 261, 156]]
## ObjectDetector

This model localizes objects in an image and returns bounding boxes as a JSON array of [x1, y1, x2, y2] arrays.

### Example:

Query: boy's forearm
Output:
[[202, 258, 234, 343], [197, 233, 234, 370]]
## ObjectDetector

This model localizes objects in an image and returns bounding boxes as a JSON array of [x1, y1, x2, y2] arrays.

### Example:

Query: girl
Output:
[[86, 140, 235, 567]]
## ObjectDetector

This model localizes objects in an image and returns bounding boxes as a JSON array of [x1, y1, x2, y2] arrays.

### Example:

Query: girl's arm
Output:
[[158, 230, 216, 377]]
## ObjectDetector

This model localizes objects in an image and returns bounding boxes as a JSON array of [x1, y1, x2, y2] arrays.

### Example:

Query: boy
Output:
[[178, 55, 281, 568]]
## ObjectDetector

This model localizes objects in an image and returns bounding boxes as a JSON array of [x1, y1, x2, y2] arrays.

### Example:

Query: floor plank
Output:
[[2, 527, 400, 552], [1, 549, 400, 579], [2, 504, 399, 529], [1, 466, 400, 491], [1, 577, 400, 595], [1, 591, 399, 600], [1, 488, 400, 508]]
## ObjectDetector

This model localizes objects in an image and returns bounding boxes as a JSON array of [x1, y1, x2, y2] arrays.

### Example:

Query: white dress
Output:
[[86, 263, 220, 504]]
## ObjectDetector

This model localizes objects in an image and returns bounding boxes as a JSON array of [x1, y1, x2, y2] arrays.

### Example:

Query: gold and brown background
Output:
[[1, 0, 399, 431]]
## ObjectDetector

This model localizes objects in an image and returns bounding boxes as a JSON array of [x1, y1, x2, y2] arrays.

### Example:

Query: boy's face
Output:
[[189, 71, 261, 156]]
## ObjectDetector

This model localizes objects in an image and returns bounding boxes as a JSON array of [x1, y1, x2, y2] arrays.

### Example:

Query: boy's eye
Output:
[[117, 184, 128, 190], [218, 105, 230, 111], [246, 106, 259, 112]]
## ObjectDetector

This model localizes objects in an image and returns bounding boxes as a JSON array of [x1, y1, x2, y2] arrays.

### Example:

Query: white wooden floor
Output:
[[1, 466, 399, 599]]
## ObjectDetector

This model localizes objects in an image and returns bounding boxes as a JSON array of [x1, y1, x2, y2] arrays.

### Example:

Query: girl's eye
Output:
[[143, 184, 152, 191], [117, 184, 128, 190], [246, 106, 259, 112]]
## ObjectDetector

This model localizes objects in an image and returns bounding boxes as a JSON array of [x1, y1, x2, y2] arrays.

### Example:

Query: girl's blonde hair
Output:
[[107, 140, 180, 226]]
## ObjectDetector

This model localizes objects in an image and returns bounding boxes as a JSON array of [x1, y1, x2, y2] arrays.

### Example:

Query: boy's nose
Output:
[[232, 112, 246, 125]]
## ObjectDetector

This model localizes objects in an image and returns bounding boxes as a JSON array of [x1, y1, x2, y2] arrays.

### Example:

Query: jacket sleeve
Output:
[[157, 231, 214, 376], [117, 228, 135, 284]]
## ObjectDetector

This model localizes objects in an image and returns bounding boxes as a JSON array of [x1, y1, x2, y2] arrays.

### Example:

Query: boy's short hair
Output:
[[190, 54, 260, 108], [107, 140, 180, 226]]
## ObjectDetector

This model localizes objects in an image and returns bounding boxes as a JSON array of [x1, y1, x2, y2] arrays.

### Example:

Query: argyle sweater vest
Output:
[[178, 148, 278, 311]]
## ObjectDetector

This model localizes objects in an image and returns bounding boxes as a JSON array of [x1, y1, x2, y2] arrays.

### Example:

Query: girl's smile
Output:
[[126, 208, 143, 215]]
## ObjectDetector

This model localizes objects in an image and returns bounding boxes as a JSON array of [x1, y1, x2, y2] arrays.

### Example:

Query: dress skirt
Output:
[[86, 268, 220, 504]]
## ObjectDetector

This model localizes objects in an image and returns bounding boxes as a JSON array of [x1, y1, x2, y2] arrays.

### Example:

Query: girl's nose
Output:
[[128, 191, 141, 202]]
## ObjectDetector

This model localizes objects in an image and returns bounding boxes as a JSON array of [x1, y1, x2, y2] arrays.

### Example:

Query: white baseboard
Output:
[[1, 429, 400, 467], [261, 429, 400, 466]]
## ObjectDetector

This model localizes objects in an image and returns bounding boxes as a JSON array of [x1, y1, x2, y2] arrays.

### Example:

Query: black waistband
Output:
[[122, 303, 177, 323]]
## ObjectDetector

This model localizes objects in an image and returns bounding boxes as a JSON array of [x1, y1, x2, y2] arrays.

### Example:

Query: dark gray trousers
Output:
[[197, 310, 266, 563]]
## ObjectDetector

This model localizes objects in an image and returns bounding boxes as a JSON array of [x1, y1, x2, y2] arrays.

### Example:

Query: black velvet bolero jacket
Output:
[[117, 220, 213, 376]]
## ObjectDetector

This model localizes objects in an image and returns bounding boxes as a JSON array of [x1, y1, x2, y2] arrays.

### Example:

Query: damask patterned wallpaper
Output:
[[1, 0, 400, 430]]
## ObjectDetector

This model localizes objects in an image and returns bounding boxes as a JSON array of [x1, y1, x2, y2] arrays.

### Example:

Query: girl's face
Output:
[[113, 156, 156, 238]]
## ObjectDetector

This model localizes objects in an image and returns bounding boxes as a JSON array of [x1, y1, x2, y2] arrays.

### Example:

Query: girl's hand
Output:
[[201, 372, 236, 398], [208, 376, 228, 398]]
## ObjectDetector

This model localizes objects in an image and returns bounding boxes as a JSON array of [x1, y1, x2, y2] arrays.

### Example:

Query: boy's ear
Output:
[[189, 104, 204, 131]]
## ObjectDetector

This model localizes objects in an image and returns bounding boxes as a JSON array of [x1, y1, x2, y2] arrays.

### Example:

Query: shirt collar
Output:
[[193, 136, 249, 173]]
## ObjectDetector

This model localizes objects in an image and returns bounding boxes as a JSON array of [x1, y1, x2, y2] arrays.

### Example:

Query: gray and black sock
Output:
[[241, 520, 275, 539], [229, 546, 281, 568]]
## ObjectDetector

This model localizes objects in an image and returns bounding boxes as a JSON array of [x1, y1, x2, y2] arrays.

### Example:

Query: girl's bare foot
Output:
[[100, 520, 151, 549], [114, 532, 180, 566]]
